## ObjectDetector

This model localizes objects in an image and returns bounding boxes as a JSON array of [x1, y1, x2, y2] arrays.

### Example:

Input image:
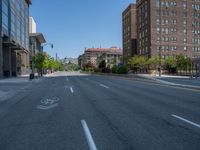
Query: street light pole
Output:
[[41, 43, 54, 76], [41, 43, 54, 52], [192, 8, 198, 79], [31, 43, 35, 74], [30, 39, 35, 80], [158, 0, 162, 77]]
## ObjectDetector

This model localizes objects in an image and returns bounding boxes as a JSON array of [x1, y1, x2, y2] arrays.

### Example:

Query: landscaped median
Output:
[[151, 77, 200, 90], [81, 71, 158, 83], [82, 71, 200, 91]]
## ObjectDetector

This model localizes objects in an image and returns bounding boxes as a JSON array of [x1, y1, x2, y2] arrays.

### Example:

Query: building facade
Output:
[[29, 16, 36, 33], [62, 57, 78, 65], [78, 46, 122, 69], [29, 33, 46, 72], [97, 51, 122, 68], [122, 4, 137, 63], [136, 0, 200, 59], [0, 0, 31, 77]]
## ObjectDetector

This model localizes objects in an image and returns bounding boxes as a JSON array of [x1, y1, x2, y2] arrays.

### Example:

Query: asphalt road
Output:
[[0, 71, 200, 150]]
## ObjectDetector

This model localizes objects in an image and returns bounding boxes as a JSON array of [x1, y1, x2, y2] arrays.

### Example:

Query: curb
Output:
[[88, 72, 200, 90], [137, 75, 200, 90], [154, 78, 200, 90]]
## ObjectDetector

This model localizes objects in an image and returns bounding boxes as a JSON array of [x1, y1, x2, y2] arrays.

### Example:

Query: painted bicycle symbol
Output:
[[37, 97, 60, 110], [40, 97, 60, 105]]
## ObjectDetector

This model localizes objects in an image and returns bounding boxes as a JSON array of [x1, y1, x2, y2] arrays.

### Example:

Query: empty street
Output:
[[0, 72, 199, 150]]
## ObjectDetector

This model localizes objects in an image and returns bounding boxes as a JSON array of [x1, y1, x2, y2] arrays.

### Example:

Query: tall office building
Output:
[[122, 4, 137, 63], [29, 16, 46, 73], [0, 0, 32, 77], [123, 0, 200, 60], [29, 17, 36, 33]]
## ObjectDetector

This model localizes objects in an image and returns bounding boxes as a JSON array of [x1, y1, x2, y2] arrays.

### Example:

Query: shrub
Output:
[[98, 60, 106, 69], [102, 67, 111, 73], [117, 65, 128, 74], [112, 65, 118, 74]]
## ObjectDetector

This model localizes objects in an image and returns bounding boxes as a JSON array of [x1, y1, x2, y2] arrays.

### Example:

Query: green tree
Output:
[[177, 55, 185, 71], [165, 57, 177, 73], [147, 56, 159, 70], [84, 62, 95, 72], [128, 55, 147, 73], [32, 53, 46, 76], [65, 63, 79, 71], [117, 65, 128, 74], [137, 56, 147, 71], [33, 53, 64, 75], [128, 55, 139, 72], [111, 65, 118, 74], [176, 55, 191, 74]]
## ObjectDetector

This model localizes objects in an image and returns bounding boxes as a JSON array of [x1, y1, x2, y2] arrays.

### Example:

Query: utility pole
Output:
[[158, 0, 162, 77], [41, 43, 54, 76], [56, 53, 58, 61], [31, 43, 35, 74], [30, 39, 35, 80], [192, 8, 198, 79]]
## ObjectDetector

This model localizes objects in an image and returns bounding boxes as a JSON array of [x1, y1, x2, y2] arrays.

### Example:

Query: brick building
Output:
[[122, 4, 137, 63], [123, 0, 200, 60]]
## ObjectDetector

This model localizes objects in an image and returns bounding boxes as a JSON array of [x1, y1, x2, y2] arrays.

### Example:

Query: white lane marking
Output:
[[99, 83, 109, 89], [81, 120, 97, 150], [172, 114, 200, 128], [85, 78, 89, 80], [66, 78, 69, 81], [70, 87, 74, 93]]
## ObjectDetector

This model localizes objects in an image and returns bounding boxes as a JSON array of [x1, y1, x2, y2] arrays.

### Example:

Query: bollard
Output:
[[30, 73, 34, 80]]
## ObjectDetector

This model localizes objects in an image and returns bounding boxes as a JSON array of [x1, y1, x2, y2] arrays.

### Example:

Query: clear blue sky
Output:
[[30, 0, 135, 59]]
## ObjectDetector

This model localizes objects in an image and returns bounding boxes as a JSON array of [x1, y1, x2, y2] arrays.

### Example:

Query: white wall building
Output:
[[29, 17, 37, 33]]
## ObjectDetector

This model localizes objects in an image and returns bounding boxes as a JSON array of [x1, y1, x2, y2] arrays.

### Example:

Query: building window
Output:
[[2, 0, 9, 33], [183, 3, 187, 9], [156, 0, 160, 7], [172, 19, 177, 25], [171, 37, 177, 42], [171, 46, 177, 51], [183, 38, 187, 43], [183, 29, 187, 34]]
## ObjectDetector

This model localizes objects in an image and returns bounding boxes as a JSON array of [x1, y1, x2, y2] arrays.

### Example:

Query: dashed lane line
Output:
[[81, 120, 98, 150], [172, 114, 200, 128], [99, 83, 109, 89], [70, 87, 74, 93]]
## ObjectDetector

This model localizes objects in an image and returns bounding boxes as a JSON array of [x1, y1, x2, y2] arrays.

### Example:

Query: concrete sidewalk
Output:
[[0, 72, 60, 102], [0, 71, 58, 83], [0, 76, 43, 84], [0, 76, 43, 103], [0, 77, 31, 83], [0, 80, 30, 103]]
